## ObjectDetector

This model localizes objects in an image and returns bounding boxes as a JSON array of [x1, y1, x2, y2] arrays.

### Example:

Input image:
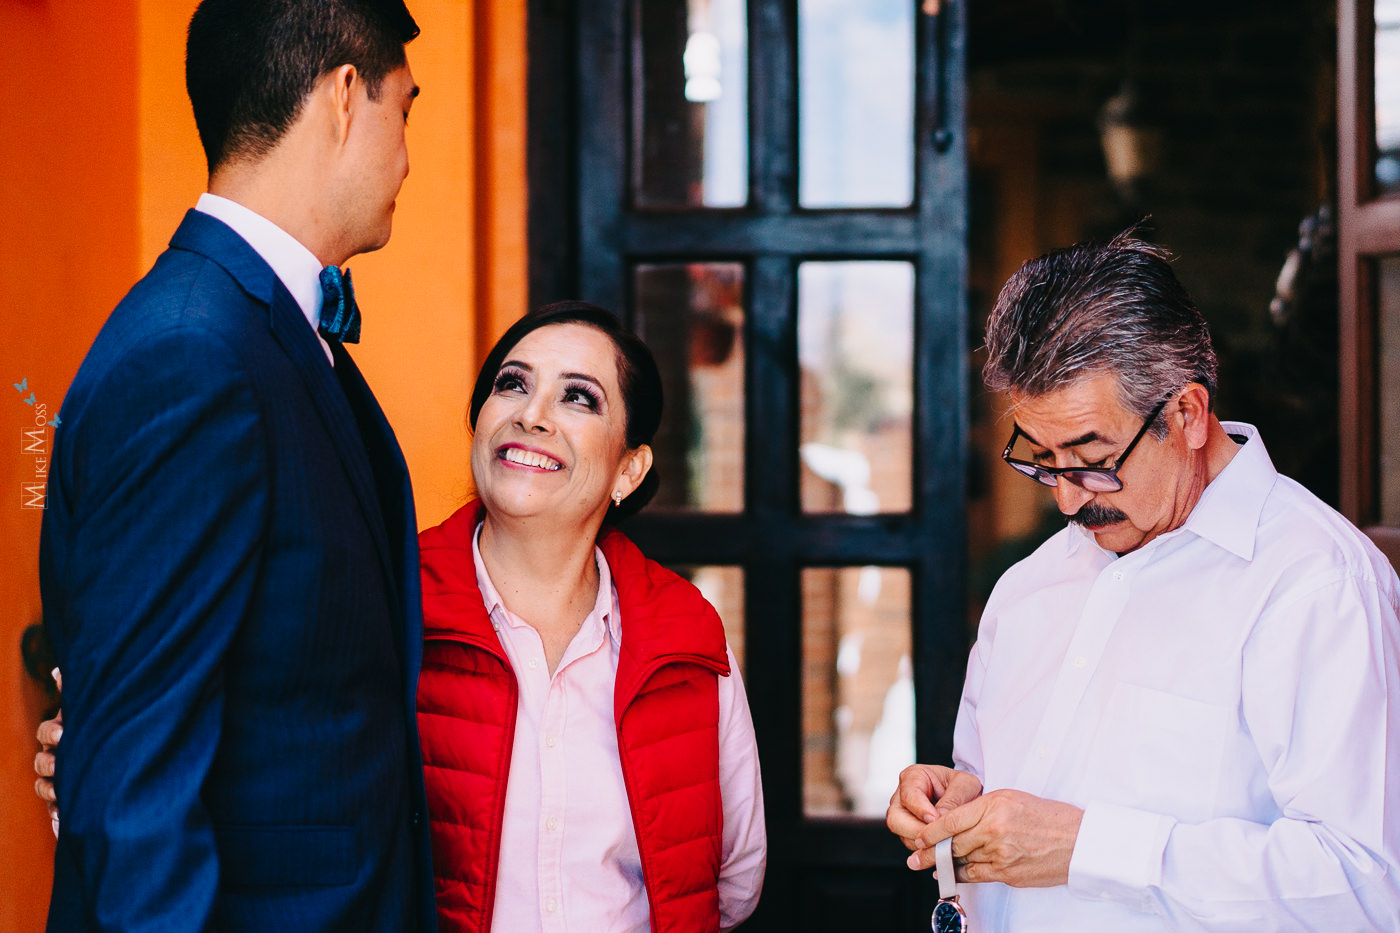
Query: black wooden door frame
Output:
[[526, 0, 969, 925]]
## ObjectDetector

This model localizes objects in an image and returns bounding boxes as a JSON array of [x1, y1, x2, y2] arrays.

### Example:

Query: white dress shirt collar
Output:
[[1178, 421, 1276, 561], [1066, 421, 1276, 562], [194, 193, 332, 364]]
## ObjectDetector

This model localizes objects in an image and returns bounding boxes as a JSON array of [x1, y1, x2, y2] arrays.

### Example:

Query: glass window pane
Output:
[[1379, 257, 1400, 524], [798, 0, 914, 207], [798, 261, 914, 513], [672, 565, 746, 673], [634, 0, 749, 208], [633, 263, 746, 512], [802, 566, 913, 817], [1378, 0, 1400, 196]]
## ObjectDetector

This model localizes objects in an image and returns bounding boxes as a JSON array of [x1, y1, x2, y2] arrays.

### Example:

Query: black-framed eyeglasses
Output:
[[1001, 397, 1171, 493]]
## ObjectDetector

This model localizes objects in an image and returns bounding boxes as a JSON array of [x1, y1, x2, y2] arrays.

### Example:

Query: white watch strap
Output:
[[935, 837, 957, 900]]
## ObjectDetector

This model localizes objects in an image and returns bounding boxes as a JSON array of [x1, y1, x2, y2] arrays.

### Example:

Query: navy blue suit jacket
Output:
[[41, 211, 437, 932]]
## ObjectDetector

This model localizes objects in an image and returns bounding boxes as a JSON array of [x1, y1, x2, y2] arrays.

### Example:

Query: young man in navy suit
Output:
[[37, 1, 436, 929]]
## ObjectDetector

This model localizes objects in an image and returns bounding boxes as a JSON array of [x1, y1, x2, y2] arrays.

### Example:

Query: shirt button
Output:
[[528, 657, 539, 669], [1037, 746, 1048, 759], [546, 817, 559, 831], [545, 734, 558, 748], [546, 898, 558, 912], [1073, 656, 1087, 668], [1112, 570, 1124, 581]]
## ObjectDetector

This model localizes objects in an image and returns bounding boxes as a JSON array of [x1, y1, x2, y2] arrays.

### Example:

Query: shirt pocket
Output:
[[1082, 683, 1230, 824]]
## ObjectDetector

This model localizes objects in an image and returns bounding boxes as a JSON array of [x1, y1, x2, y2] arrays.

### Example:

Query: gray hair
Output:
[[982, 229, 1217, 437]]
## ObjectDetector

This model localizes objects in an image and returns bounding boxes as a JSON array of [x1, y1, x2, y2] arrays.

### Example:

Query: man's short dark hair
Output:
[[982, 227, 1218, 436], [186, 0, 419, 173]]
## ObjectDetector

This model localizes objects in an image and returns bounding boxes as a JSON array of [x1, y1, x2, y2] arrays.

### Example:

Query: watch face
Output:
[[933, 899, 968, 933]]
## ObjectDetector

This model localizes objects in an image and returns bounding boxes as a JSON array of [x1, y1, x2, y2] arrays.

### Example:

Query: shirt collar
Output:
[[1064, 420, 1276, 562], [194, 193, 330, 359], [1179, 421, 1275, 561], [471, 520, 620, 647]]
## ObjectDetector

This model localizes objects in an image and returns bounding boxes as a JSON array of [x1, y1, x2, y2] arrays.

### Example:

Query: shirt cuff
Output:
[[1068, 802, 1175, 911]]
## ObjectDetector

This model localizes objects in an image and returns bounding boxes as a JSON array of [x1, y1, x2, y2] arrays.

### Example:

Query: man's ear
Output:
[[1177, 382, 1211, 449], [324, 64, 359, 146]]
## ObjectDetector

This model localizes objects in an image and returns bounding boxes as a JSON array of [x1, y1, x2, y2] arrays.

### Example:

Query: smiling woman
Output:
[[468, 307, 655, 538], [416, 302, 766, 933], [468, 302, 665, 523]]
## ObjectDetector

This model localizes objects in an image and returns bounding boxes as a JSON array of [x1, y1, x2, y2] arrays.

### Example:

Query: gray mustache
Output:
[[1067, 502, 1128, 527]]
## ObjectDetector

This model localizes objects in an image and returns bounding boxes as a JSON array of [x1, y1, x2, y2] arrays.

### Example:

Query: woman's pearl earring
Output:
[[613, 491, 623, 507]]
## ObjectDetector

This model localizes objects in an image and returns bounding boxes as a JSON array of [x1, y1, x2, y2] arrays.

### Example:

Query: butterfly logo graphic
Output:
[[50, 414, 62, 426], [22, 393, 35, 405], [13, 377, 27, 392]]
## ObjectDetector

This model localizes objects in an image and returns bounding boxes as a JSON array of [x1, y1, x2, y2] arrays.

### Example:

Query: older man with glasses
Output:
[[887, 229, 1400, 932]]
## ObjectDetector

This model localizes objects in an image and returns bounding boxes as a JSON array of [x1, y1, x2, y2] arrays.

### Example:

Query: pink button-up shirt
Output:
[[472, 525, 766, 933]]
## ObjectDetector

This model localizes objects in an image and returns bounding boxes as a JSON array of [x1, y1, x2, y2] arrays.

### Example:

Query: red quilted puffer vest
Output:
[[416, 502, 730, 933]]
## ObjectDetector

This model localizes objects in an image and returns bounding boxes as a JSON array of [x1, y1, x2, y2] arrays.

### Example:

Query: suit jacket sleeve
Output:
[[49, 325, 268, 932]]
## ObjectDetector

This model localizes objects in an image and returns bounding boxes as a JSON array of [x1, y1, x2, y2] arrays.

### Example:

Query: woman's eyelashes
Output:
[[562, 381, 602, 411], [492, 368, 601, 412], [493, 368, 528, 395]]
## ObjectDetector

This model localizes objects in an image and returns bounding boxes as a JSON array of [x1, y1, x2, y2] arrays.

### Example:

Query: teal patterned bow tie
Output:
[[318, 265, 361, 344]]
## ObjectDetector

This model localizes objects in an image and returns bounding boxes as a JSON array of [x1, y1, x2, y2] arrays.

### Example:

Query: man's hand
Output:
[[904, 788, 1083, 888], [887, 764, 984, 852], [35, 668, 61, 837]]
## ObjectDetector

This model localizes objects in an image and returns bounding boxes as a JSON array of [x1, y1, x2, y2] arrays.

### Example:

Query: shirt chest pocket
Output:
[[1082, 683, 1231, 824]]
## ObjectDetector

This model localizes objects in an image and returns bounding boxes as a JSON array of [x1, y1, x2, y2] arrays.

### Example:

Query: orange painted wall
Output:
[[0, 1, 526, 928], [0, 1, 141, 927]]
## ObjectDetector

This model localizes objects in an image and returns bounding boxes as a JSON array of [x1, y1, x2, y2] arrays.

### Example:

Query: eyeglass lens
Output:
[[1009, 461, 1122, 492]]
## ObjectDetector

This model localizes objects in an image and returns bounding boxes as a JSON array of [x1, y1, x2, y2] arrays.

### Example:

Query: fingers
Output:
[[35, 681, 63, 816], [886, 805, 927, 850], [886, 764, 940, 845], [904, 795, 991, 871], [921, 793, 985, 847], [913, 790, 1084, 887], [897, 764, 940, 818], [35, 746, 57, 806], [890, 765, 986, 867], [37, 716, 63, 750], [35, 774, 57, 805], [934, 770, 984, 813], [52, 667, 62, 693]]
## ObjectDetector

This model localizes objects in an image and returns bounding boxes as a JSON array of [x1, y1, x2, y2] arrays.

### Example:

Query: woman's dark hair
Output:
[[469, 301, 664, 522], [186, 0, 419, 173]]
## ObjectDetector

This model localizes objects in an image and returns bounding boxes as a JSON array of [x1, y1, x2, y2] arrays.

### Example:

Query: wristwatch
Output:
[[932, 837, 968, 932]]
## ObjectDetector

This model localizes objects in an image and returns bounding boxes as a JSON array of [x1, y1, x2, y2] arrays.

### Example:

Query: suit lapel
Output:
[[333, 345, 425, 735], [267, 285, 399, 590], [169, 211, 398, 590], [329, 344, 416, 601]]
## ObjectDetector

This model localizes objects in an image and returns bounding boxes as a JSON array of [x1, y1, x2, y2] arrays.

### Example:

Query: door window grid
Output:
[[634, 263, 747, 512], [797, 0, 916, 207], [798, 261, 915, 514], [802, 566, 915, 817]]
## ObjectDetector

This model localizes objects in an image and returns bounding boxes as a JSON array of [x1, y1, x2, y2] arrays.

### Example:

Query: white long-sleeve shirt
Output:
[[954, 423, 1400, 931], [472, 524, 766, 933]]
